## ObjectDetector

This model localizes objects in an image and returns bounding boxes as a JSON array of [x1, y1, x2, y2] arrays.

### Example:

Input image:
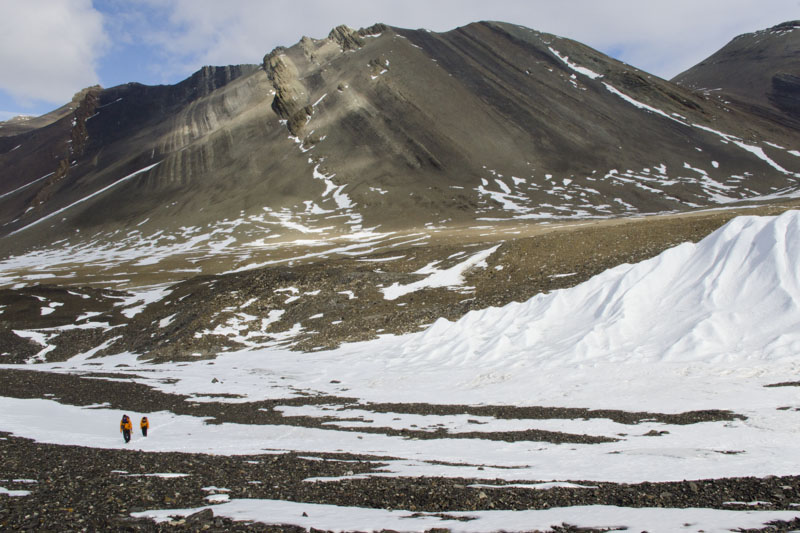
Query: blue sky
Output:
[[1, 0, 798, 121]]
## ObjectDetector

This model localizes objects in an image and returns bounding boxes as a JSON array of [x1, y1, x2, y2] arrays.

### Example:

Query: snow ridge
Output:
[[403, 211, 800, 368]]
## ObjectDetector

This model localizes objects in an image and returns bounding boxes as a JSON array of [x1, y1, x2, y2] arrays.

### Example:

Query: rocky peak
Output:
[[263, 22, 388, 138], [748, 20, 800, 38], [263, 48, 311, 137], [771, 20, 800, 31], [327, 23, 387, 51], [327, 25, 364, 51], [70, 85, 102, 105]]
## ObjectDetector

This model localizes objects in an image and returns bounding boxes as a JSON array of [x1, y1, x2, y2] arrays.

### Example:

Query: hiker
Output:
[[140, 416, 149, 437], [120, 414, 132, 443]]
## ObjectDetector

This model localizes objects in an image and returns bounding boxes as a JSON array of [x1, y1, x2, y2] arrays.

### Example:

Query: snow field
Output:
[[2, 211, 800, 530], [132, 499, 800, 533]]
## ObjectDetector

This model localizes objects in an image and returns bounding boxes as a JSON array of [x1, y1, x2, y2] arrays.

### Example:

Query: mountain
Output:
[[0, 21, 799, 362], [673, 21, 800, 129], [1, 21, 799, 262], [3, 21, 800, 530]]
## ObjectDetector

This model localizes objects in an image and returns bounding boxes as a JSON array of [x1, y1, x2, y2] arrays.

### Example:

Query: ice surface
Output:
[[408, 211, 800, 371], [0, 487, 31, 497]]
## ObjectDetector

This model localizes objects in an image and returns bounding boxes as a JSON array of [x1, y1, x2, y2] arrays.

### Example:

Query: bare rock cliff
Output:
[[264, 49, 311, 137]]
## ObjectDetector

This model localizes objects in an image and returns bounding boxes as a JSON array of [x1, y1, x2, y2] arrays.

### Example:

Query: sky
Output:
[[0, 0, 798, 121]]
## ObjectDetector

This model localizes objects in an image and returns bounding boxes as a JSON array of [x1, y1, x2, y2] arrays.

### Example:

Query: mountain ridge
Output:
[[1, 21, 799, 258], [0, 20, 798, 281], [673, 20, 800, 128]]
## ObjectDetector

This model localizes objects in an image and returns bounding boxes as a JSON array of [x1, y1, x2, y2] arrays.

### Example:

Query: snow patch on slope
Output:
[[382, 245, 500, 300], [10, 163, 162, 236], [549, 47, 602, 79]]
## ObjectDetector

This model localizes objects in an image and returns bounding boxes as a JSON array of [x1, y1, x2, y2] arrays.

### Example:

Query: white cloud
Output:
[[137, 0, 800, 80], [524, 0, 800, 78], [0, 0, 108, 108], [2, 0, 798, 116]]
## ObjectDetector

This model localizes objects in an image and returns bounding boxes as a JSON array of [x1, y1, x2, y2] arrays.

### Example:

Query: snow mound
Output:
[[401, 211, 800, 368]]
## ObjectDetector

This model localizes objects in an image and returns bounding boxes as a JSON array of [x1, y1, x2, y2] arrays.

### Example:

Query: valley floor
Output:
[[2, 205, 800, 531], [1, 359, 800, 532]]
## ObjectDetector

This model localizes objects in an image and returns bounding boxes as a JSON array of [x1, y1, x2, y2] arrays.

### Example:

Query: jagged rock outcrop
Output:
[[69, 85, 101, 157], [328, 24, 365, 51], [264, 23, 390, 139], [263, 49, 311, 137], [27, 86, 101, 210], [326, 24, 387, 50]]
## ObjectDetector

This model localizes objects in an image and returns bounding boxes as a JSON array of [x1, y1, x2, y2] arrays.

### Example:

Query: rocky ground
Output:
[[3, 202, 799, 363], [2, 367, 800, 531], [3, 203, 800, 531], [4, 428, 800, 532]]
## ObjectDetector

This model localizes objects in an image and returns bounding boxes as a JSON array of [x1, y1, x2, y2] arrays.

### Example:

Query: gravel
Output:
[[3, 204, 798, 362], [3, 205, 800, 531], [3, 431, 800, 531], [2, 367, 798, 531]]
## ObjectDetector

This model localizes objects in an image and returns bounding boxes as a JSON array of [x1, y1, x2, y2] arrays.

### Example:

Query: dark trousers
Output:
[[142, 428, 148, 437], [122, 429, 131, 443]]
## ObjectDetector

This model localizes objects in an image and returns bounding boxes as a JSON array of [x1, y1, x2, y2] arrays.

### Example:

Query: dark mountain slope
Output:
[[0, 87, 97, 138], [0, 64, 284, 249], [305, 21, 799, 199], [673, 21, 800, 128], [1, 21, 799, 259]]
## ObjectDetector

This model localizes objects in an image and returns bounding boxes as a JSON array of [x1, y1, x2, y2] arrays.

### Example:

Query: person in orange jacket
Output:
[[120, 414, 133, 443], [140, 416, 149, 437]]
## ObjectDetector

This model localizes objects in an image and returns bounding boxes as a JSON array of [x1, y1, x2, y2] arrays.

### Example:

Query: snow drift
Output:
[[401, 210, 800, 369]]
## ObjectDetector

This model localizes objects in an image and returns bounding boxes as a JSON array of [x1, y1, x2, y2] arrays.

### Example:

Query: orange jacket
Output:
[[120, 418, 132, 432], [140, 418, 149, 429]]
